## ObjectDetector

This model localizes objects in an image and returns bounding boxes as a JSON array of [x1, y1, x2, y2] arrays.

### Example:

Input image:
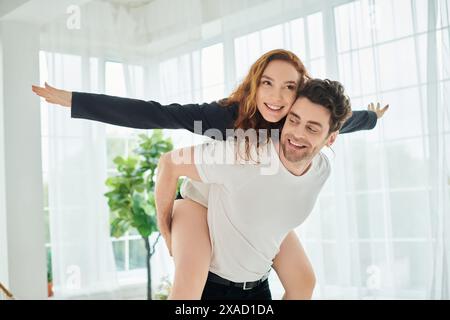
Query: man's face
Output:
[[280, 97, 338, 163]]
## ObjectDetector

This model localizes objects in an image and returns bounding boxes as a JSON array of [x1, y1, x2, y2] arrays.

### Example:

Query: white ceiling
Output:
[[98, 0, 155, 8], [0, 0, 153, 24], [0, 0, 30, 18], [0, 0, 93, 24]]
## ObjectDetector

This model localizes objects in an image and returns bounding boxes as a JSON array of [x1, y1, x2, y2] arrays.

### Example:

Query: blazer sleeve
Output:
[[340, 110, 378, 134], [71, 92, 236, 138]]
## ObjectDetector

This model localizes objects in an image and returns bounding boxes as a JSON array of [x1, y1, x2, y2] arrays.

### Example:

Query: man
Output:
[[155, 79, 352, 299]]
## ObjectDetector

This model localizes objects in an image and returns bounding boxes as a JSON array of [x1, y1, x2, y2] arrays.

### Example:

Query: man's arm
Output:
[[155, 147, 202, 254]]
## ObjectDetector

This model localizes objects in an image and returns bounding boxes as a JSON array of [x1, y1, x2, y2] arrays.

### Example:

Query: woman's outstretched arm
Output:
[[32, 82, 235, 138], [340, 102, 389, 134]]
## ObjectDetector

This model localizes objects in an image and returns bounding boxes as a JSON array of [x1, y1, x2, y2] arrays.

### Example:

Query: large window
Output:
[[234, 12, 326, 81], [297, 0, 449, 299], [104, 61, 149, 273], [106, 44, 226, 273], [158, 43, 225, 149]]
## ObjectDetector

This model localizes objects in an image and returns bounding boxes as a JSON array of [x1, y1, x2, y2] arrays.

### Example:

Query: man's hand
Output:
[[31, 82, 72, 108], [368, 102, 389, 119]]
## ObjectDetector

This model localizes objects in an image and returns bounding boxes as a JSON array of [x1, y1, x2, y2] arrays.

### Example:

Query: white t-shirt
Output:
[[181, 138, 331, 282]]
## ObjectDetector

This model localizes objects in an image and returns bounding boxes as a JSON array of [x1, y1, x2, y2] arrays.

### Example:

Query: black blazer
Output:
[[71, 92, 378, 139]]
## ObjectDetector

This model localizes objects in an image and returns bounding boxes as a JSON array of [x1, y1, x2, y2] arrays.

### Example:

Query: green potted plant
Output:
[[104, 130, 174, 300]]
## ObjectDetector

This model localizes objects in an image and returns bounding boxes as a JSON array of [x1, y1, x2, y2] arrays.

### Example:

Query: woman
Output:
[[32, 49, 388, 299]]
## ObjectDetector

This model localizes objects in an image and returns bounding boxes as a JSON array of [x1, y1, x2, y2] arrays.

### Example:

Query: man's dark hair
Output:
[[297, 79, 352, 133]]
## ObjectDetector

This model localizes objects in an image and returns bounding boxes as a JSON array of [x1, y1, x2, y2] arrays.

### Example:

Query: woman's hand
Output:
[[31, 82, 72, 108], [368, 102, 389, 119]]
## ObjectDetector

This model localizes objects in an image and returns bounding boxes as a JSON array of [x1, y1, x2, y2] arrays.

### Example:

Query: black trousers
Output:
[[201, 277, 272, 300]]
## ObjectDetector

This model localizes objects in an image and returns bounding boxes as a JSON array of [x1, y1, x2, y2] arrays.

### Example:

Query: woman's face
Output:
[[256, 59, 299, 123]]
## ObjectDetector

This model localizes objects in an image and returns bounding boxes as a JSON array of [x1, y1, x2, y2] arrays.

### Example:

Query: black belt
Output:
[[207, 272, 270, 291]]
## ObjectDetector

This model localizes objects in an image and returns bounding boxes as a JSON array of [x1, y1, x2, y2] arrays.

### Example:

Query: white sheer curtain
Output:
[[39, 1, 128, 299], [294, 0, 450, 299], [229, 0, 450, 299], [40, 51, 119, 298], [38, 0, 449, 299], [38, 0, 206, 298]]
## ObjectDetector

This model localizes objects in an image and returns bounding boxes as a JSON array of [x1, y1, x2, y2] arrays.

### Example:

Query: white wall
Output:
[[0, 21, 47, 299]]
